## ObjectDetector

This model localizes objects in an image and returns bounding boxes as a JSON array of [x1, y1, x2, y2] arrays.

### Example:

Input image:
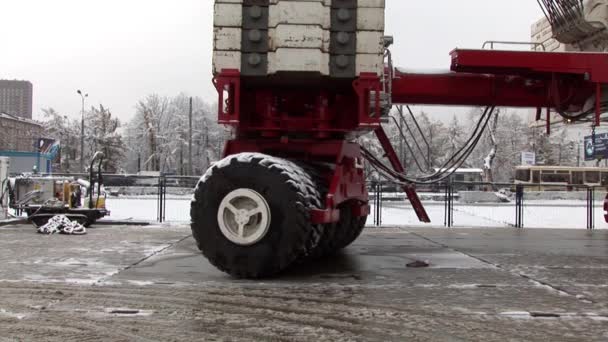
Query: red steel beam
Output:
[[391, 72, 554, 108], [392, 49, 605, 113], [374, 127, 431, 223], [450, 49, 608, 82]]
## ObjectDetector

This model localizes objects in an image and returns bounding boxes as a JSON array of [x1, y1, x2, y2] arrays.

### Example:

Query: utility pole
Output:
[[188, 97, 193, 176], [179, 148, 184, 175], [577, 132, 582, 167], [77, 90, 88, 173], [204, 117, 210, 169]]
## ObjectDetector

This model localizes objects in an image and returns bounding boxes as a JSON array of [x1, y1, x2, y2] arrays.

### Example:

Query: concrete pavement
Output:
[[0, 223, 606, 341]]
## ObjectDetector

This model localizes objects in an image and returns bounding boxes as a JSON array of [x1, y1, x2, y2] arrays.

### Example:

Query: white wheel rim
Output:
[[217, 188, 271, 246]]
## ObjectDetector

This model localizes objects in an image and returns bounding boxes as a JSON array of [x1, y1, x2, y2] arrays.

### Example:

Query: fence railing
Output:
[[369, 181, 606, 230], [12, 173, 200, 223], [14, 174, 607, 229]]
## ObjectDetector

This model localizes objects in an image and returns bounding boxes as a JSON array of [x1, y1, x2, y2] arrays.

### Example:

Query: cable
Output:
[[384, 106, 492, 182], [405, 105, 432, 169], [393, 106, 494, 182], [367, 113, 489, 185], [363, 107, 496, 185], [388, 115, 427, 172], [393, 107, 432, 172], [416, 107, 494, 181]]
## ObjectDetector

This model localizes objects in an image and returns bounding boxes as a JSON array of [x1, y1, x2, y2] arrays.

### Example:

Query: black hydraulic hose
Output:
[[404, 106, 432, 170], [389, 115, 427, 172], [405, 106, 432, 164], [396, 107, 432, 172], [364, 146, 472, 185], [416, 107, 494, 181], [363, 107, 495, 185], [373, 106, 492, 184], [383, 106, 491, 182]]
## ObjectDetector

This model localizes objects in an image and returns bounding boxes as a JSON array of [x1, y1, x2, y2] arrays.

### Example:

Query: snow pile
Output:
[[37, 215, 87, 235]]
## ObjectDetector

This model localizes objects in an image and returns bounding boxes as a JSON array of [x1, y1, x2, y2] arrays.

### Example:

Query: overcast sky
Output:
[[1, 1, 544, 122]]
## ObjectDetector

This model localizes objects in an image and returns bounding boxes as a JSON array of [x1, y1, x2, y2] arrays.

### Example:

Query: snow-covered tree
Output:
[[493, 111, 529, 181], [41, 108, 80, 173], [532, 127, 576, 167], [483, 110, 500, 187], [444, 115, 466, 166], [418, 111, 447, 171], [359, 108, 448, 180], [84, 105, 126, 173], [125, 94, 225, 175]]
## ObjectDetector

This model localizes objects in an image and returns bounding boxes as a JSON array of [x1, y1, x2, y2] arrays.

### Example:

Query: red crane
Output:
[[193, 0, 608, 278]]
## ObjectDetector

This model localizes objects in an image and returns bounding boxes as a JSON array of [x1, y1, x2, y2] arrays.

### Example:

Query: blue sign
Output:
[[584, 133, 608, 161]]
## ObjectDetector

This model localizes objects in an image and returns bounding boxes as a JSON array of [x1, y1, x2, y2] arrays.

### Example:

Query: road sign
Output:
[[584, 133, 608, 161], [521, 151, 536, 166]]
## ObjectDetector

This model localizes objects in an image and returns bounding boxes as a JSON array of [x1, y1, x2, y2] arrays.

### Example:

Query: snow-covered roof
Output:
[[515, 165, 608, 171], [434, 168, 484, 174], [0, 112, 42, 127]]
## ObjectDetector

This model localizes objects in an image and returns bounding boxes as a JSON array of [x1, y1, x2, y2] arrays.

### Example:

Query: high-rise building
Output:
[[0, 80, 33, 119]]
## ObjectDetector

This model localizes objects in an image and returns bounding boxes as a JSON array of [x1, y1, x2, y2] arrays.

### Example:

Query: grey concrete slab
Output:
[[0, 224, 607, 341], [0, 218, 26, 227], [0, 224, 190, 285], [409, 227, 608, 313], [109, 230, 495, 286]]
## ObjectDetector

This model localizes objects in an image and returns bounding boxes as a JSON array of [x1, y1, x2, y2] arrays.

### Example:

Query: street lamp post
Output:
[[63, 115, 70, 172], [77, 90, 88, 173]]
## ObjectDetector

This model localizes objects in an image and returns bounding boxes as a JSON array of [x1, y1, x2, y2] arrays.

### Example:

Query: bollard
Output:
[[374, 182, 383, 227], [157, 176, 167, 223], [515, 185, 524, 228], [587, 187, 595, 230], [444, 181, 454, 228]]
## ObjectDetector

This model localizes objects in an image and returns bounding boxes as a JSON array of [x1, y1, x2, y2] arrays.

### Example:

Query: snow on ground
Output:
[[375, 202, 607, 229], [105, 197, 191, 222], [101, 197, 607, 229]]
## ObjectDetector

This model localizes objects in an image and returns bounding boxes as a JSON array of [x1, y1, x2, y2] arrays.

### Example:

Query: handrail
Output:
[[371, 179, 608, 190], [482, 40, 547, 51]]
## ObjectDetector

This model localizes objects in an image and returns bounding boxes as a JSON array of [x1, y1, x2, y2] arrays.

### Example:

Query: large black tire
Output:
[[310, 201, 368, 258], [191, 153, 324, 278], [333, 203, 367, 250]]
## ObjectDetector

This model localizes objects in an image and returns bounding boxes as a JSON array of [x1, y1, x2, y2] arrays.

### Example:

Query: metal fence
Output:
[[14, 174, 607, 229], [19, 173, 201, 223], [370, 181, 606, 230]]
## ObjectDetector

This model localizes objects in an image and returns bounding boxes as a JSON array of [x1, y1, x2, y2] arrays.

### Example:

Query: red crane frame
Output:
[[214, 49, 608, 224]]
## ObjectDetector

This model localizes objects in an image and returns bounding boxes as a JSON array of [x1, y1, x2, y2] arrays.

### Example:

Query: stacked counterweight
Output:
[[213, 0, 386, 78]]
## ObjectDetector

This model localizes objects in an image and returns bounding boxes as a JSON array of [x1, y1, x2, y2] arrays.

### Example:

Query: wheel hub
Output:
[[217, 189, 271, 246]]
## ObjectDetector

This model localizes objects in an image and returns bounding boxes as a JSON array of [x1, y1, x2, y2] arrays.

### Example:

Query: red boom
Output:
[[393, 49, 608, 125]]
